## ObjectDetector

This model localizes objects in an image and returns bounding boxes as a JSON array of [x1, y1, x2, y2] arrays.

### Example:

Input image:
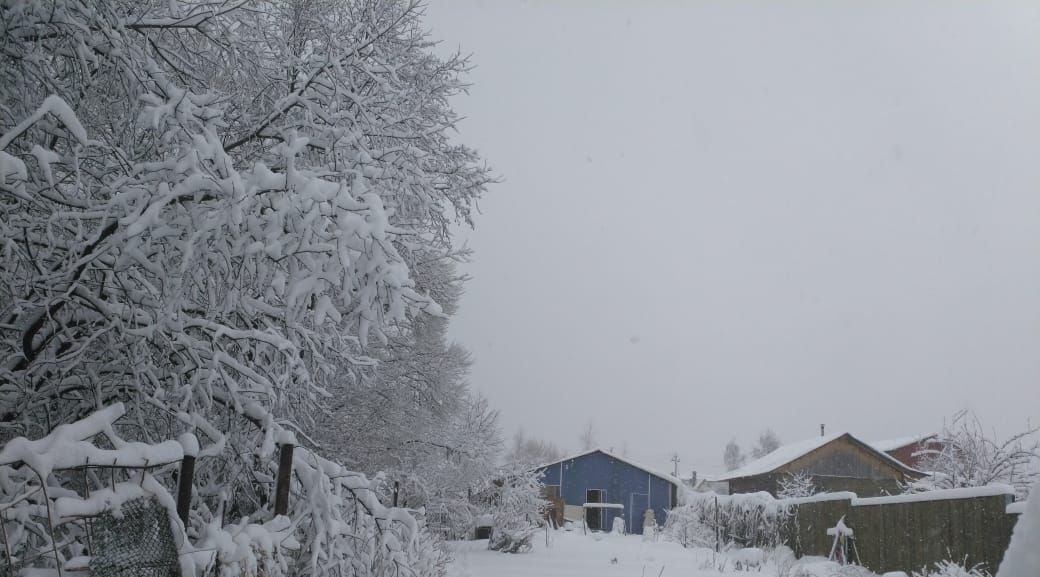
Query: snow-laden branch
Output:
[[0, 0, 491, 574]]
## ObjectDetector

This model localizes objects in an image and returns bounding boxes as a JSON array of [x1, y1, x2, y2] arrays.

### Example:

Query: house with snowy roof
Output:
[[870, 433, 940, 469], [706, 432, 922, 497], [532, 448, 680, 535]]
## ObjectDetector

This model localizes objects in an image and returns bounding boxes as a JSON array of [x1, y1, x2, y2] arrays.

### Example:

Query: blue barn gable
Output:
[[534, 448, 678, 535]]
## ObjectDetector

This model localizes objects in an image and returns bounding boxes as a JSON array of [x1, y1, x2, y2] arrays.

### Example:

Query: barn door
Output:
[[629, 493, 649, 534], [585, 489, 603, 531]]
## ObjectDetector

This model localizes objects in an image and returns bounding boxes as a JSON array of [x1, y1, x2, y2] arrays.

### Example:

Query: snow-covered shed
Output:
[[870, 432, 940, 469], [533, 448, 679, 534], [708, 432, 922, 497]]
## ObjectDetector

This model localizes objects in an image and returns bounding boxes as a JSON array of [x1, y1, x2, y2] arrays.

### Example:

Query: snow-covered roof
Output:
[[869, 433, 938, 453], [532, 447, 682, 487], [711, 432, 846, 481], [710, 432, 920, 482]]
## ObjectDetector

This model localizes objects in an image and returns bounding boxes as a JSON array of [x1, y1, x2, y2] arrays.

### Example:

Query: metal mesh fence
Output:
[[90, 496, 181, 577]]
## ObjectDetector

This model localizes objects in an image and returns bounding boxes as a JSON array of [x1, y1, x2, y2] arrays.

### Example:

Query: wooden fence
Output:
[[780, 489, 1021, 575]]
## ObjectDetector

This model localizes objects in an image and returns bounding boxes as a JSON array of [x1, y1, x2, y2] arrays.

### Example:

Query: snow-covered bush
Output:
[[664, 491, 789, 549], [908, 411, 1039, 500], [730, 547, 765, 571], [912, 560, 991, 577], [483, 466, 545, 554], [778, 471, 818, 499], [771, 545, 798, 577], [664, 501, 717, 548]]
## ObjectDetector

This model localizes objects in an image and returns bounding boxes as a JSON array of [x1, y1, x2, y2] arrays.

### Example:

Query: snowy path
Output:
[[446, 530, 866, 577]]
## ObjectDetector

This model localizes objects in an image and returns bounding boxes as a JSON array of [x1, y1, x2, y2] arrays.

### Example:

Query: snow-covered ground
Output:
[[447, 530, 873, 577]]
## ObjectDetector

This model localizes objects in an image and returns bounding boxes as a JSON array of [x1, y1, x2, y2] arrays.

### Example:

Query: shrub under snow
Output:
[[913, 560, 991, 577], [484, 467, 546, 554], [664, 491, 788, 550]]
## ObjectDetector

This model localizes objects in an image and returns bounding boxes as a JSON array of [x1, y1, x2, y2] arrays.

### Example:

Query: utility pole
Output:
[[670, 453, 680, 477]]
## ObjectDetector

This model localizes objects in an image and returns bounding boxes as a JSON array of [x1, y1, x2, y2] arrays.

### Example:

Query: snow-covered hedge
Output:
[[664, 491, 789, 549]]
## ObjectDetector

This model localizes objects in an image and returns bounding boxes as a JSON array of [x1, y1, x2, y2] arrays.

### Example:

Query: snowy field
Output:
[[447, 530, 869, 577]]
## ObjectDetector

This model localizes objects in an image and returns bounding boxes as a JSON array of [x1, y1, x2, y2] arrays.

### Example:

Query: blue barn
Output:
[[534, 448, 679, 535]]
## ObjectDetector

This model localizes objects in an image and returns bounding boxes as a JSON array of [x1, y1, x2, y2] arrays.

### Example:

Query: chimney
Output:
[[820, 424, 825, 437], [690, 471, 698, 486]]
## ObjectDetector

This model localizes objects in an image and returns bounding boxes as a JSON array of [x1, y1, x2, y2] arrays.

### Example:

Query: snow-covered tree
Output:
[[0, 0, 490, 574], [777, 470, 817, 499], [506, 429, 564, 468], [751, 429, 782, 459], [724, 438, 747, 471], [909, 410, 1039, 499], [312, 255, 504, 537], [579, 421, 598, 451]]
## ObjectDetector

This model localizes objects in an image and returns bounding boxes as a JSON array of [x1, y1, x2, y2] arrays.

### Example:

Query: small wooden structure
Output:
[[533, 448, 679, 535], [870, 433, 941, 469], [711, 432, 922, 497]]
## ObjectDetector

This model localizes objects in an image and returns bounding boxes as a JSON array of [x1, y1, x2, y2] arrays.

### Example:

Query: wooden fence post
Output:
[[176, 455, 196, 527], [176, 433, 199, 528], [274, 442, 294, 516], [714, 496, 720, 553]]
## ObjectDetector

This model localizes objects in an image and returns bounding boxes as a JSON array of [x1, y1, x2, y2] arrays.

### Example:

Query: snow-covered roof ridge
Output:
[[531, 447, 682, 487], [870, 432, 938, 453], [710, 432, 921, 482]]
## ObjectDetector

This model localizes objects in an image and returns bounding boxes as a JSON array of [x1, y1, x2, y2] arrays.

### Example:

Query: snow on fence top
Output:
[[852, 484, 1016, 506], [53, 479, 176, 523], [679, 485, 1017, 511], [1007, 501, 1027, 515], [0, 402, 183, 478], [679, 488, 859, 512], [779, 491, 858, 506], [582, 503, 624, 509]]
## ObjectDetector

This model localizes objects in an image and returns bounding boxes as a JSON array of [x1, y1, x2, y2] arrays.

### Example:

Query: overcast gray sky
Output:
[[424, 1, 1040, 476]]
